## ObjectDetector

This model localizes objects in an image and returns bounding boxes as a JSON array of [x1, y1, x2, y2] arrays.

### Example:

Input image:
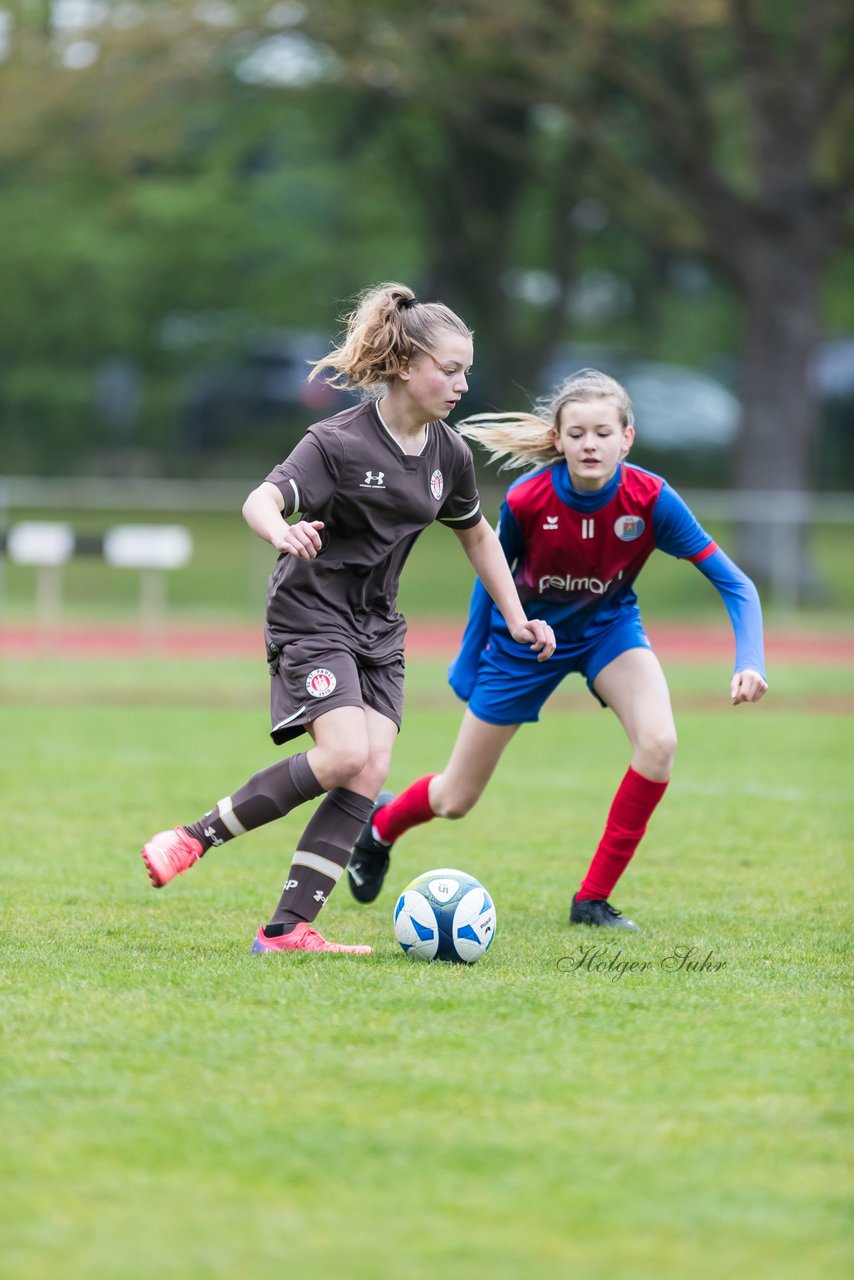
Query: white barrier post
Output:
[[102, 525, 194, 640], [6, 522, 75, 636]]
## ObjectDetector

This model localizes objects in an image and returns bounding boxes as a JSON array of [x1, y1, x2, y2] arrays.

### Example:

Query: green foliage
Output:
[[0, 0, 851, 492], [1, 654, 851, 1278]]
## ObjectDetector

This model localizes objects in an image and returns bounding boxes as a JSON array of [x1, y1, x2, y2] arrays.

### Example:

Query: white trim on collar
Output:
[[375, 399, 430, 457]]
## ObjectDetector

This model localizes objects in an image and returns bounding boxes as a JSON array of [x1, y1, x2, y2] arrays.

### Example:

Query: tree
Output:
[[0, 2, 420, 467], [304, 0, 854, 598], [1, 0, 851, 600], [560, 0, 853, 596]]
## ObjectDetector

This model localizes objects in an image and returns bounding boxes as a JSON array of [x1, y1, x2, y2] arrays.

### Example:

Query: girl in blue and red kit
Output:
[[346, 369, 768, 930]]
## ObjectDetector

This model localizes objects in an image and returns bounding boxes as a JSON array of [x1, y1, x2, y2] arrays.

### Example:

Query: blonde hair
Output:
[[308, 281, 472, 390], [458, 368, 634, 471]]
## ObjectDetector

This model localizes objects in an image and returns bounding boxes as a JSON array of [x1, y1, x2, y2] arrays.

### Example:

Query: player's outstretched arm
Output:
[[731, 668, 768, 705], [454, 519, 556, 661], [688, 545, 768, 703]]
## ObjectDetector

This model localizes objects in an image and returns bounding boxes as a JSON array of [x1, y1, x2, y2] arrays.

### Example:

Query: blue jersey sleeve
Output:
[[654, 484, 766, 677], [693, 547, 766, 678], [448, 500, 523, 701], [652, 481, 715, 558]]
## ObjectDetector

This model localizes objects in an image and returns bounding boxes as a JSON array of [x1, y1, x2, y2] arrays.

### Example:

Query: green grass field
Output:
[[1, 651, 852, 1279]]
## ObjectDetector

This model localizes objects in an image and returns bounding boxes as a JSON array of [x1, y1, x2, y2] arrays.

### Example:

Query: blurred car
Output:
[[179, 330, 356, 453], [816, 336, 854, 400], [537, 346, 740, 451], [621, 363, 739, 449], [815, 337, 854, 486]]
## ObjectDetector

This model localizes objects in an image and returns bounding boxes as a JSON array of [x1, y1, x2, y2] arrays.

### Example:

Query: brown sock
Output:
[[266, 788, 374, 933], [185, 753, 323, 852]]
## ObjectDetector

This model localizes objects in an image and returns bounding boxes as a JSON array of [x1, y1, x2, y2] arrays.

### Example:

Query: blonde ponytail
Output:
[[458, 369, 634, 471], [308, 281, 471, 391], [457, 411, 556, 472]]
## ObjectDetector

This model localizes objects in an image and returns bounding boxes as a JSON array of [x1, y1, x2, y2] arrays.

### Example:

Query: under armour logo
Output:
[[204, 826, 223, 846], [360, 470, 386, 488]]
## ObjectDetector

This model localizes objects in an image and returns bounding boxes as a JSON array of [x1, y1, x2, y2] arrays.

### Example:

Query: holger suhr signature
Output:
[[557, 944, 727, 982]]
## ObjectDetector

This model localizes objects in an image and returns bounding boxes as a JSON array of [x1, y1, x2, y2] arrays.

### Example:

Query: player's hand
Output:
[[508, 618, 556, 662], [273, 520, 324, 559], [731, 668, 768, 705]]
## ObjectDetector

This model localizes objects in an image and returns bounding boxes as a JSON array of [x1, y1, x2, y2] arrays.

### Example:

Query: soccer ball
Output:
[[392, 868, 497, 964]]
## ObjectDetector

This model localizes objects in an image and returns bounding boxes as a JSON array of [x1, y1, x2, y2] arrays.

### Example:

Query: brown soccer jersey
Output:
[[263, 399, 482, 660]]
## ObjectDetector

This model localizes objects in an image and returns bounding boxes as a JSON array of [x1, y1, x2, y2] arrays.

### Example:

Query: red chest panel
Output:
[[508, 468, 662, 601]]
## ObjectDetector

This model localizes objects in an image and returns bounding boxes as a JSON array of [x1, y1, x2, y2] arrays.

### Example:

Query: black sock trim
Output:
[[262, 922, 299, 938]]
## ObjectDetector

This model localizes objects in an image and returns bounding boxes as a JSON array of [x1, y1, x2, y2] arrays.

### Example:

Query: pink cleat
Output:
[[141, 827, 203, 888], [251, 922, 372, 955]]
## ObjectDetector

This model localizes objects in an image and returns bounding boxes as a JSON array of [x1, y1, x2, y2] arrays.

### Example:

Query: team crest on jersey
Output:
[[614, 515, 645, 542], [430, 469, 444, 501], [305, 668, 337, 698]]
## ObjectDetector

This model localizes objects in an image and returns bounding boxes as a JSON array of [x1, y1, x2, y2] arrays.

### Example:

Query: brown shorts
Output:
[[268, 636, 404, 745]]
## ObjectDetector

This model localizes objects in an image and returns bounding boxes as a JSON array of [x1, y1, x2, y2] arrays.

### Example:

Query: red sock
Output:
[[577, 767, 669, 901], [373, 775, 437, 844]]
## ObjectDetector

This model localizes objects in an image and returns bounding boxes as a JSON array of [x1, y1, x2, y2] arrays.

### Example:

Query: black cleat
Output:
[[569, 894, 640, 931], [347, 791, 395, 903]]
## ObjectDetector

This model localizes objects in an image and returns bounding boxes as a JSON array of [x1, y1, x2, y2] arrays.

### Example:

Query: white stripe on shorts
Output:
[[291, 850, 345, 882], [217, 795, 247, 838], [272, 705, 307, 733]]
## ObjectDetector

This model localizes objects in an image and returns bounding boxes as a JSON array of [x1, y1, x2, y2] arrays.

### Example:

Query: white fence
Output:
[[1, 475, 853, 613], [0, 515, 194, 630]]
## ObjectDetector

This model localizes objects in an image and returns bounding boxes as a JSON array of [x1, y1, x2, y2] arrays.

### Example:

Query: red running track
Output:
[[0, 621, 851, 664]]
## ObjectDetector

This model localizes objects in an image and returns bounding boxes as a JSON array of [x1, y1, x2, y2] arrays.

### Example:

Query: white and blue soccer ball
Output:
[[393, 868, 497, 964]]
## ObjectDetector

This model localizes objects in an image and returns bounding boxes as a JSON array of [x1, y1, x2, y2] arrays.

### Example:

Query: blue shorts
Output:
[[466, 617, 652, 726]]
